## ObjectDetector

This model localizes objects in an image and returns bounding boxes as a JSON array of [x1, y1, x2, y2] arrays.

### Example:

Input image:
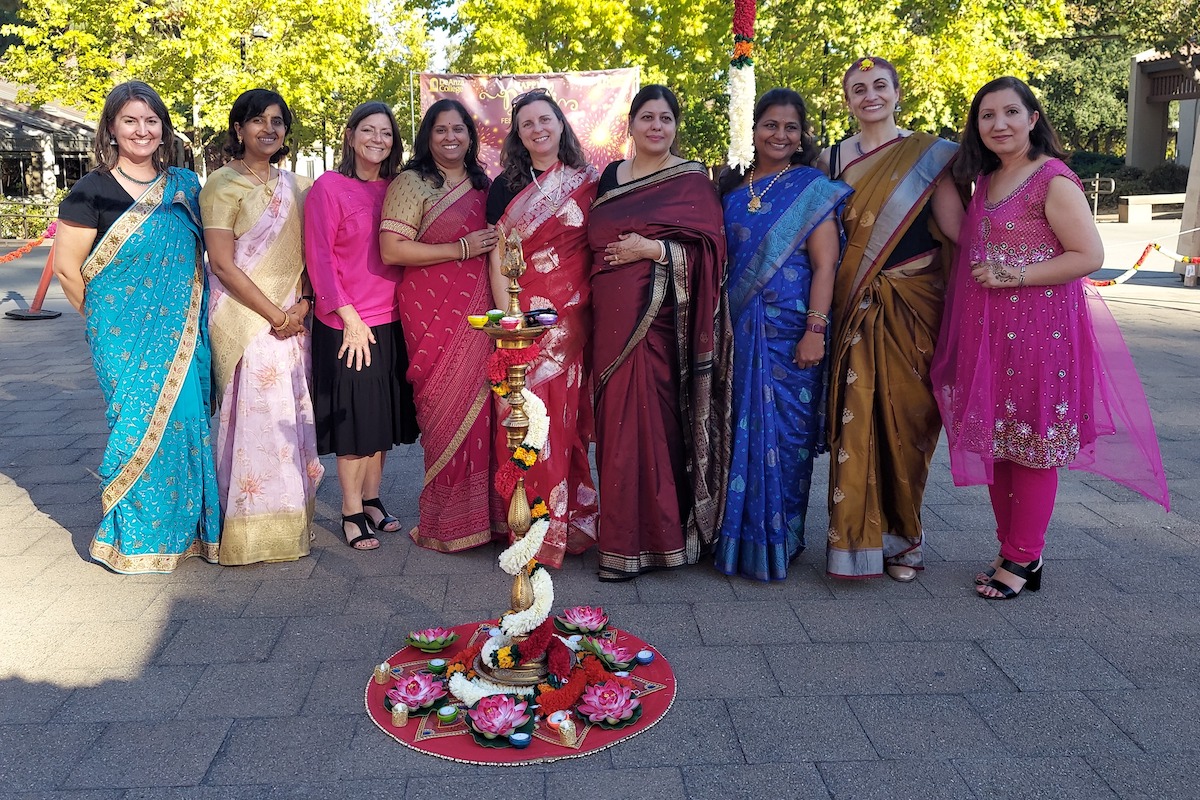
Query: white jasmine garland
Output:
[[727, 64, 756, 171], [498, 517, 547, 576], [500, 566, 554, 636], [448, 672, 536, 707], [521, 389, 549, 450]]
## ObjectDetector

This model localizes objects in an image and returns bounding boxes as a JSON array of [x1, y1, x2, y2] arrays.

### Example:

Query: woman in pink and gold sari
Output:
[[484, 88, 600, 567], [380, 99, 499, 552], [201, 89, 323, 565]]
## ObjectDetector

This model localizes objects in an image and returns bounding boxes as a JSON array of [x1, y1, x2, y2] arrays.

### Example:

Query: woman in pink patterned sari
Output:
[[380, 100, 500, 552], [201, 90, 323, 565], [485, 88, 599, 566]]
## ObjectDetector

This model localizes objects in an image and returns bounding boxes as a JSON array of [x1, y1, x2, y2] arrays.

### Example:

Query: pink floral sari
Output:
[[384, 172, 495, 551], [490, 163, 600, 566]]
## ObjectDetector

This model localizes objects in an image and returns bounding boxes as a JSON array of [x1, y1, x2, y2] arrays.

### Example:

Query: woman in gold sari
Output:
[[819, 56, 963, 580], [200, 89, 323, 565]]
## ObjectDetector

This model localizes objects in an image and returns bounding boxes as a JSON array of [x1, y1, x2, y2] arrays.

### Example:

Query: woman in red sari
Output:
[[588, 84, 733, 581], [379, 100, 499, 552], [485, 88, 600, 567]]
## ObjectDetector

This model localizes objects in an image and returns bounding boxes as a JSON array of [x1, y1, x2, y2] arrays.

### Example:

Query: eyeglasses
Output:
[[512, 87, 550, 106]]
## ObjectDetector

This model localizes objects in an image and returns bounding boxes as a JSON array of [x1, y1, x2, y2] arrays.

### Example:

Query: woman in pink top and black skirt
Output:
[[304, 102, 419, 550]]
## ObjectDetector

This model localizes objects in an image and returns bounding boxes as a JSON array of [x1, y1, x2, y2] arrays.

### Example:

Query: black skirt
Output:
[[312, 317, 420, 457]]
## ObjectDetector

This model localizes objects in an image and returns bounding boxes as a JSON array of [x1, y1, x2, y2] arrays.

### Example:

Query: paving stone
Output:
[[632, 568, 738, 603], [34, 582, 165, 624], [302, 659, 382, 716], [692, 601, 808, 646], [42, 620, 167, 681], [792, 600, 917, 642], [683, 763, 830, 800], [600, 603, 701, 651], [665, 645, 779, 699], [205, 716, 358, 784], [874, 640, 1017, 694], [980, 639, 1135, 692], [953, 756, 1119, 799], [1088, 753, 1200, 800], [61, 719, 231, 789], [407, 774, 547, 800], [725, 564, 837, 601], [141, 580, 262, 620], [727, 696, 876, 762], [156, 618, 286, 665], [764, 643, 904, 696], [1086, 687, 1200, 754], [817, 758, 973, 800], [1085, 634, 1200, 688], [890, 596, 1023, 641], [966, 691, 1141, 757], [241, 578, 352, 618], [344, 575, 448, 616], [0, 553, 57, 584], [180, 662, 317, 719], [545, 768, 684, 800], [848, 694, 1004, 759], [0, 677, 73, 723], [52, 665, 206, 723], [215, 554, 318, 582], [269, 614, 388, 662], [608, 700, 742, 767]]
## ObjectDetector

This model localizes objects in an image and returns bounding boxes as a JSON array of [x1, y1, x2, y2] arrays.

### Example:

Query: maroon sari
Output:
[[383, 172, 495, 552], [587, 161, 732, 580], [491, 163, 600, 567]]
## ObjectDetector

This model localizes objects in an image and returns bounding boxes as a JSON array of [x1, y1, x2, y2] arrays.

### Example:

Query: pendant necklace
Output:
[[529, 166, 551, 200], [240, 159, 271, 186], [116, 166, 158, 186], [746, 164, 790, 212]]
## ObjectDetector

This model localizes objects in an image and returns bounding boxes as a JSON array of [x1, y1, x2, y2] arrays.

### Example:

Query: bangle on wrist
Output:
[[271, 310, 289, 331], [806, 309, 830, 324], [458, 237, 468, 261]]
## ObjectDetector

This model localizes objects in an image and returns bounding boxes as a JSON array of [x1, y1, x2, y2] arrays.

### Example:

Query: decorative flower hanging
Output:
[[727, 0, 757, 170]]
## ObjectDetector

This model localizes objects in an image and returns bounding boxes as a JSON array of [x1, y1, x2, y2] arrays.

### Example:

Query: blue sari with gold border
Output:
[[715, 167, 851, 581], [80, 167, 220, 573]]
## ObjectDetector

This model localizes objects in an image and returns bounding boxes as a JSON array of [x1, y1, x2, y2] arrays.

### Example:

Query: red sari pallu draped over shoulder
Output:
[[587, 161, 733, 581], [490, 162, 600, 566], [383, 171, 496, 552]]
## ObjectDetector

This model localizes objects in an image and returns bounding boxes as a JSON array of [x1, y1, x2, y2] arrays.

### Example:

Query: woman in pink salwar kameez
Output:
[[201, 90, 323, 565], [380, 99, 500, 552]]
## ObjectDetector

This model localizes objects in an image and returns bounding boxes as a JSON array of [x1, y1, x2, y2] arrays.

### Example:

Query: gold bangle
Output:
[[271, 311, 289, 331]]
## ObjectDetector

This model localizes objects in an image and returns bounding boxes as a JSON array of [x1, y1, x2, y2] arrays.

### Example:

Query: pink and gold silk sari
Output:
[[490, 163, 600, 566], [383, 171, 495, 552]]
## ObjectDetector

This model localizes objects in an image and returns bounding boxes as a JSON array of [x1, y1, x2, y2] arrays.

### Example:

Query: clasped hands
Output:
[[604, 232, 660, 266], [269, 301, 308, 340]]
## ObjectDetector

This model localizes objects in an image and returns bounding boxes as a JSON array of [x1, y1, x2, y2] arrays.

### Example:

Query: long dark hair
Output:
[[629, 84, 682, 156], [336, 101, 403, 180], [953, 76, 1066, 184], [718, 88, 818, 196], [499, 90, 587, 192], [223, 89, 293, 164], [401, 99, 490, 190], [93, 81, 175, 173]]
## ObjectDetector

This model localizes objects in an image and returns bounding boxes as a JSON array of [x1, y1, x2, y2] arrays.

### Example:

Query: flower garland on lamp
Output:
[[727, 0, 757, 171]]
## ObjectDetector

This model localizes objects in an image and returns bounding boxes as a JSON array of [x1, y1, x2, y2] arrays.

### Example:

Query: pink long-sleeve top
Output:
[[304, 171, 402, 329]]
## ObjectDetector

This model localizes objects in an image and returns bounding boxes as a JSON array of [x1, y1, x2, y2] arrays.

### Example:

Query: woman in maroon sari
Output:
[[379, 100, 499, 552], [588, 84, 732, 581], [486, 88, 600, 566]]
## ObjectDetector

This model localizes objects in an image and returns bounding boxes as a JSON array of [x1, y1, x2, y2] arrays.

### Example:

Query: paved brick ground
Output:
[[1, 217, 1197, 798]]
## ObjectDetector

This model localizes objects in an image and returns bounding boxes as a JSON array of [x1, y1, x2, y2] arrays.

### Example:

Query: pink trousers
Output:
[[987, 460, 1058, 562]]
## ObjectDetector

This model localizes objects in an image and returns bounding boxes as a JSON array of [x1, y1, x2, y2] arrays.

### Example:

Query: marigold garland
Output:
[[534, 654, 638, 717], [0, 234, 47, 264], [727, 0, 757, 170], [486, 616, 557, 669]]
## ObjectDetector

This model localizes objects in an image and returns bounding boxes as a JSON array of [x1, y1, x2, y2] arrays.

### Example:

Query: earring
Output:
[[109, 136, 116, 145]]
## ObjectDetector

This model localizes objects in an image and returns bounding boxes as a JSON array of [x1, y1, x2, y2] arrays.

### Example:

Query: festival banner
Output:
[[418, 69, 640, 177]]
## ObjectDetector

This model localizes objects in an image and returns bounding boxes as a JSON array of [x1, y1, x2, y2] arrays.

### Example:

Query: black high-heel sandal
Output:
[[977, 558, 1042, 600], [342, 513, 379, 551], [362, 498, 401, 533]]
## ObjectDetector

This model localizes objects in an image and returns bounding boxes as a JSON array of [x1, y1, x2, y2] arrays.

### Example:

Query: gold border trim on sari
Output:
[[418, 178, 474, 239], [80, 175, 167, 285], [91, 537, 219, 574], [99, 264, 203, 514], [591, 161, 709, 209], [597, 259, 669, 387]]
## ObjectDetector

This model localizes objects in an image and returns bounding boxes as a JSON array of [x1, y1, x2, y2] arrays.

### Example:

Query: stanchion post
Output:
[[5, 241, 62, 321]]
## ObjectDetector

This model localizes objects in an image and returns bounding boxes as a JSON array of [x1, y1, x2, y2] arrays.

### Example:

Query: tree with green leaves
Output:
[[0, 1, 429, 170]]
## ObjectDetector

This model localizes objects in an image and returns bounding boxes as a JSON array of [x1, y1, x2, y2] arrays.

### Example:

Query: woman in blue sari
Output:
[[54, 81, 220, 573], [714, 89, 851, 581]]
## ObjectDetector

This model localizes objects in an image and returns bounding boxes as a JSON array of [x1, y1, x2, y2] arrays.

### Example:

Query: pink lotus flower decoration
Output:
[[386, 672, 447, 710], [577, 680, 640, 725], [467, 694, 531, 739], [579, 636, 634, 669], [558, 605, 608, 633], [406, 627, 459, 652]]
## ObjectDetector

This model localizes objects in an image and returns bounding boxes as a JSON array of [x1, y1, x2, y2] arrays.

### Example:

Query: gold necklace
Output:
[[240, 159, 271, 186], [747, 164, 790, 212]]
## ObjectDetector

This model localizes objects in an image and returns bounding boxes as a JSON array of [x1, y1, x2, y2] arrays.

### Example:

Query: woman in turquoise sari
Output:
[[54, 81, 220, 573], [714, 89, 851, 581]]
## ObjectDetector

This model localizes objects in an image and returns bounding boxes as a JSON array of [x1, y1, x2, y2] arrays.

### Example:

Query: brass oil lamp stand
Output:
[[473, 230, 553, 687]]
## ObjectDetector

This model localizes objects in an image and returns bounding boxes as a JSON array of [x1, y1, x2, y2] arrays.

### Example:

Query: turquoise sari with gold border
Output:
[[80, 167, 220, 573]]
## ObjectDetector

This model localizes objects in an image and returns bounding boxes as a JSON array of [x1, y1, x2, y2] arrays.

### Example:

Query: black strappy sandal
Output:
[[342, 512, 379, 551], [977, 558, 1042, 600], [362, 498, 402, 533]]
